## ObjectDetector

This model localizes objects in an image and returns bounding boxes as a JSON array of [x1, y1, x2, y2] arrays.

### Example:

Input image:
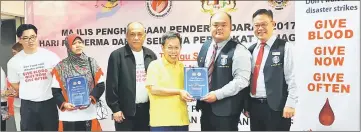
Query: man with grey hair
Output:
[[106, 22, 157, 131]]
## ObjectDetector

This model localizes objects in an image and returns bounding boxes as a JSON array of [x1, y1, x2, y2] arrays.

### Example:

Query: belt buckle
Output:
[[259, 98, 266, 103]]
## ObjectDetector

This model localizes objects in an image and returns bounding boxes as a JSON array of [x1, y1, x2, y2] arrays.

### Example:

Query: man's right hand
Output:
[[180, 90, 195, 102], [113, 111, 125, 123]]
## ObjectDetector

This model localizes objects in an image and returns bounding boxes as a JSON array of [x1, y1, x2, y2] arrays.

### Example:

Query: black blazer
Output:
[[105, 44, 157, 116]]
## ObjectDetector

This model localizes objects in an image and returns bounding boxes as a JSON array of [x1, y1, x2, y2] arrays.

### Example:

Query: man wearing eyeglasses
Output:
[[7, 24, 60, 131], [243, 9, 298, 131]]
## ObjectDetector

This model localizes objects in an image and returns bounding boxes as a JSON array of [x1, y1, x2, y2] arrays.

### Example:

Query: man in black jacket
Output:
[[106, 22, 157, 131]]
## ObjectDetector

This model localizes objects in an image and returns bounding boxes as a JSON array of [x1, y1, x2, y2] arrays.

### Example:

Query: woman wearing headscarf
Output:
[[52, 34, 105, 131]]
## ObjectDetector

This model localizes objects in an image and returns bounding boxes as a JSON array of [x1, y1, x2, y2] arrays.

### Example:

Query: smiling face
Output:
[[162, 38, 181, 64], [253, 14, 275, 42]]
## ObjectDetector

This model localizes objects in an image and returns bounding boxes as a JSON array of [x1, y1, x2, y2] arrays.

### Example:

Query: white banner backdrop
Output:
[[294, 1, 360, 131], [25, 1, 296, 131]]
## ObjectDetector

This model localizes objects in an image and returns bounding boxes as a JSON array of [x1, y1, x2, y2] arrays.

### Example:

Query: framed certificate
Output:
[[66, 75, 90, 107], [184, 67, 209, 100]]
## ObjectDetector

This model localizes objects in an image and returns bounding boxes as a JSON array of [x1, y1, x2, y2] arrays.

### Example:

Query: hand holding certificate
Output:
[[66, 75, 90, 108], [184, 67, 209, 100]]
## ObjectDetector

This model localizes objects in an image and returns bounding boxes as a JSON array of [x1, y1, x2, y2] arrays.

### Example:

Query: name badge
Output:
[[272, 52, 280, 55]]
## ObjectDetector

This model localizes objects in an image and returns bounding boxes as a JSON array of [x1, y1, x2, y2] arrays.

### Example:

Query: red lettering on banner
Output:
[[309, 19, 352, 94], [307, 83, 350, 93], [308, 19, 353, 40], [314, 46, 345, 66], [313, 73, 344, 82], [159, 52, 199, 62]]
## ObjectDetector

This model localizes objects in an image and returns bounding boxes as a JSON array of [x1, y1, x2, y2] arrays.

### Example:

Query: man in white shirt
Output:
[[7, 24, 60, 131], [244, 9, 298, 131]]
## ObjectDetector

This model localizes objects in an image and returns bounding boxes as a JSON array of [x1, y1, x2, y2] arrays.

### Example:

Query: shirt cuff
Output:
[[285, 97, 297, 108], [110, 104, 122, 113], [212, 90, 225, 100]]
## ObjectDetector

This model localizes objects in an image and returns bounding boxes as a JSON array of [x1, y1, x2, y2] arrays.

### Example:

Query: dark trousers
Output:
[[200, 104, 240, 131], [20, 98, 59, 131], [0, 117, 4, 131], [114, 102, 150, 131], [249, 98, 291, 131], [1, 102, 7, 131], [60, 119, 101, 131], [62, 121, 91, 131], [150, 125, 188, 131]]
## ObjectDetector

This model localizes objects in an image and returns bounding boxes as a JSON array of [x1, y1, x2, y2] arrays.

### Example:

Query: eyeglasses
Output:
[[253, 22, 270, 29], [20, 35, 37, 42], [164, 46, 180, 51]]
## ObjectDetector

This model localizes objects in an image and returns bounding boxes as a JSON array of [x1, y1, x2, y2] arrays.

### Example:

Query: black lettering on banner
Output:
[[147, 37, 192, 45], [193, 36, 212, 44], [232, 35, 254, 43], [112, 38, 128, 45], [84, 39, 110, 46], [146, 26, 167, 34], [39, 40, 67, 47], [190, 116, 198, 124], [169, 25, 210, 33], [231, 23, 253, 31], [77, 29, 93, 36], [277, 34, 295, 42], [273, 22, 296, 30], [239, 118, 249, 125], [95, 28, 127, 35], [62, 29, 74, 36]]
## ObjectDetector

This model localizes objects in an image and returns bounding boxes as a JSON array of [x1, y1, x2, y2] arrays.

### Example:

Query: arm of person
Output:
[[1, 67, 7, 97], [145, 61, 180, 96], [284, 42, 298, 108], [7, 61, 20, 94], [145, 60, 187, 96], [90, 70, 105, 104], [146, 85, 182, 96], [51, 69, 66, 111], [105, 51, 122, 113], [212, 44, 252, 100]]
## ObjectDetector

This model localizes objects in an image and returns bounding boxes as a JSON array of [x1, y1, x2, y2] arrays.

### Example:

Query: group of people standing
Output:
[[1, 8, 297, 131]]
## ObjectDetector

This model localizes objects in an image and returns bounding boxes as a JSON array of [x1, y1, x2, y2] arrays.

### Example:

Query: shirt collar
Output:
[[161, 56, 181, 67], [212, 36, 231, 49], [256, 35, 277, 48], [125, 44, 152, 57]]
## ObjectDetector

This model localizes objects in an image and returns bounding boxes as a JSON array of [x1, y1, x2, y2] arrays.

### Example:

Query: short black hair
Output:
[[16, 24, 38, 38], [161, 31, 182, 46], [252, 9, 273, 20], [12, 42, 23, 52], [210, 12, 232, 25]]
